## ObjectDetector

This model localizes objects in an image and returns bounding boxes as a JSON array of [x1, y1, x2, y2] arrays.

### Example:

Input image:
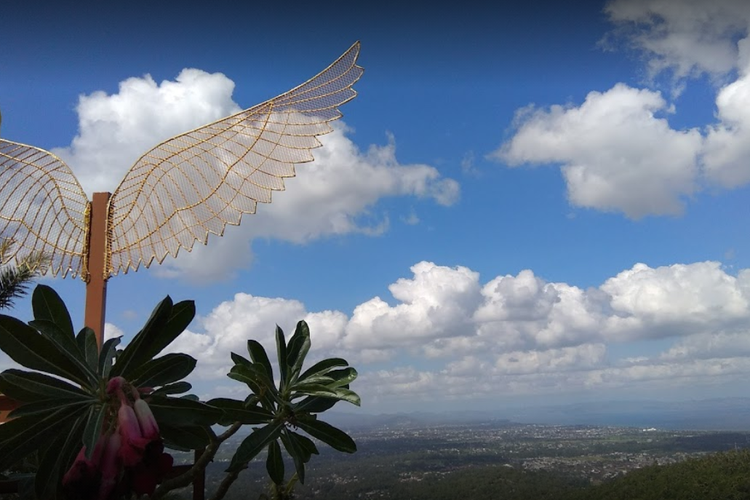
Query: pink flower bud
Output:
[[61, 432, 111, 499], [62, 446, 100, 499], [130, 449, 174, 495], [106, 376, 126, 394], [134, 398, 160, 440], [98, 433, 121, 500], [118, 401, 150, 466]]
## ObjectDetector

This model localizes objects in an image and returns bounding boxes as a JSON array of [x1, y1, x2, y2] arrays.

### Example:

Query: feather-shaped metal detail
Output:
[[0, 42, 363, 280], [107, 41, 363, 276], [0, 140, 90, 278]]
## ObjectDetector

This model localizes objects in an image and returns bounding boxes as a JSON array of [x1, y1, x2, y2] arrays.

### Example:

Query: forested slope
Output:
[[563, 450, 750, 500]]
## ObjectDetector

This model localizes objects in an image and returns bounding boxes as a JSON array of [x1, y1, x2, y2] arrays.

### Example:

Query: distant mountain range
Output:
[[326, 398, 750, 432]]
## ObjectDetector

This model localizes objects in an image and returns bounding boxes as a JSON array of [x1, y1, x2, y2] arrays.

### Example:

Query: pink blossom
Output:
[[130, 448, 174, 496], [62, 446, 100, 500], [62, 432, 110, 499], [105, 376, 126, 394], [97, 433, 122, 500], [133, 398, 160, 440], [118, 400, 151, 466]]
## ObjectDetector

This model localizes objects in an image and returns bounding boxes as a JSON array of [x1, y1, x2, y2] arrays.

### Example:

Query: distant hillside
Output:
[[330, 397, 750, 431], [324, 410, 512, 430], [564, 450, 750, 500], [506, 398, 750, 431]]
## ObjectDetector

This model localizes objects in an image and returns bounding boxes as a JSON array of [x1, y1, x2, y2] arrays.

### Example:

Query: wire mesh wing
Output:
[[107, 41, 363, 276], [0, 139, 90, 278]]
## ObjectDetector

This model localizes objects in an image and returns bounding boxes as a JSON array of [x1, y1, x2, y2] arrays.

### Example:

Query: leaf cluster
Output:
[[214, 321, 360, 488], [0, 286, 361, 500], [0, 238, 49, 310], [0, 285, 219, 499]]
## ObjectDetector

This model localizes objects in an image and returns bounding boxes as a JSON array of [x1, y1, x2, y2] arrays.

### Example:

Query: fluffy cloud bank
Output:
[[159, 260, 750, 407], [52, 70, 459, 282], [493, 0, 750, 219], [604, 0, 750, 78], [495, 85, 702, 218]]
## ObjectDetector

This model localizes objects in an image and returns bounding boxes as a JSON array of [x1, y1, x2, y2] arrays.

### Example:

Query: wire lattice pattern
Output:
[[0, 42, 362, 280], [0, 141, 89, 278]]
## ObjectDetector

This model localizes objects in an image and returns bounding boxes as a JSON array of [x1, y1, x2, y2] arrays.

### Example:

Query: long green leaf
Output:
[[331, 387, 361, 406], [325, 367, 359, 387], [35, 414, 85, 500], [286, 321, 310, 383], [0, 316, 94, 386], [228, 364, 279, 408], [226, 376, 272, 411], [231, 352, 252, 367], [160, 423, 212, 451], [76, 327, 99, 372], [98, 336, 120, 378], [129, 353, 196, 388], [295, 418, 356, 453], [81, 404, 108, 460], [227, 421, 284, 473], [30, 319, 99, 386], [280, 429, 306, 484], [207, 398, 274, 426], [275, 325, 288, 390], [148, 395, 221, 427], [0, 315, 94, 385], [31, 285, 74, 339], [293, 396, 335, 413], [266, 439, 285, 485], [112, 298, 195, 378], [294, 387, 359, 406], [293, 395, 339, 414], [151, 381, 192, 396], [290, 384, 338, 399], [8, 398, 90, 419], [0, 403, 89, 471], [290, 375, 335, 388], [236, 363, 277, 394], [109, 296, 172, 377], [247, 340, 274, 382], [298, 358, 349, 382], [288, 430, 319, 459], [0, 369, 90, 401]]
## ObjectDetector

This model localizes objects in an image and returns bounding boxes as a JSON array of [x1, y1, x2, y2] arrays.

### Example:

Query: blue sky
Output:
[[2, 0, 750, 415]]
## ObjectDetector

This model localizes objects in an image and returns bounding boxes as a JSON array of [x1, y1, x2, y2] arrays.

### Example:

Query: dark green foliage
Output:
[[0, 285, 215, 499], [564, 450, 750, 500], [222, 322, 360, 486], [0, 285, 361, 499], [199, 456, 586, 500], [0, 239, 48, 310]]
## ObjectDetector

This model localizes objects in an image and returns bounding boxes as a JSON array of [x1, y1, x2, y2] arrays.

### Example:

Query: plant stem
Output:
[[152, 422, 242, 500], [209, 467, 242, 500]]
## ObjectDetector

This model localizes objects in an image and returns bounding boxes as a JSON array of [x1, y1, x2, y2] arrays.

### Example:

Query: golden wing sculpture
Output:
[[0, 42, 363, 281]]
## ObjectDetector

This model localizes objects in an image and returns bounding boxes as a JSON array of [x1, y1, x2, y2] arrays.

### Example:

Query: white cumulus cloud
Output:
[[5, 259, 749, 408], [703, 68, 750, 187], [493, 1, 750, 218], [52, 69, 241, 196], [601, 261, 750, 340], [604, 0, 750, 78], [494, 84, 702, 218], [343, 262, 482, 349], [148, 259, 750, 409]]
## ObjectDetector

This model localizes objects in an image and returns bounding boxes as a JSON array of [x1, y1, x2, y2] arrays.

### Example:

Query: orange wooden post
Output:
[[82, 192, 206, 499], [84, 192, 110, 347]]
